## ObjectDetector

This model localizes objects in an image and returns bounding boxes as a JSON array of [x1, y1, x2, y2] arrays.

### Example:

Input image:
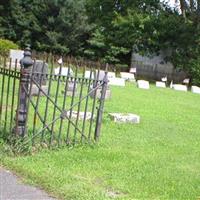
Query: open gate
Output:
[[0, 48, 108, 147]]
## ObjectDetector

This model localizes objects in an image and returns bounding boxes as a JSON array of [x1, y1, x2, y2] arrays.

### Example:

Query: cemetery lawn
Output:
[[1, 83, 200, 200]]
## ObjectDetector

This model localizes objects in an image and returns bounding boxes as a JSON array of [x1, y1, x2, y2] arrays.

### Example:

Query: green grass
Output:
[[1, 83, 200, 199]]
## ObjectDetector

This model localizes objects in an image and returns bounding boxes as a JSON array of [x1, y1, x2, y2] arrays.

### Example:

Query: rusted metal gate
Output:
[[0, 48, 108, 147]]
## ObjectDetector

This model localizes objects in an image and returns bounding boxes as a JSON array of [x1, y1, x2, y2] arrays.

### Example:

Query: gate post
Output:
[[15, 47, 33, 136], [94, 67, 108, 141]]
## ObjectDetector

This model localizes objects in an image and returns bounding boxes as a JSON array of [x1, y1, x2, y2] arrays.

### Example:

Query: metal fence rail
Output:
[[0, 48, 108, 148]]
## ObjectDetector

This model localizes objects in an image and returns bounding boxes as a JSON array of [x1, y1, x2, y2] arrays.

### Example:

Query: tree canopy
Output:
[[0, 0, 200, 83]]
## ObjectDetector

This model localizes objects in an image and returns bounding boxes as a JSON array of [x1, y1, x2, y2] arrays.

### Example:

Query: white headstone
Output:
[[9, 49, 24, 62], [129, 67, 136, 73], [84, 70, 94, 79], [191, 86, 200, 94], [9, 49, 24, 68], [109, 113, 140, 124], [57, 57, 63, 65], [156, 81, 166, 88], [120, 72, 135, 81], [96, 70, 115, 79], [137, 80, 150, 89], [54, 67, 73, 76], [107, 72, 116, 78], [183, 78, 190, 84], [161, 76, 167, 82], [108, 77, 125, 87], [172, 84, 187, 92]]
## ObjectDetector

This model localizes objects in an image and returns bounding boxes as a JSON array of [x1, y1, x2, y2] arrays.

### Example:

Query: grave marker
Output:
[[172, 84, 187, 92], [108, 77, 125, 87], [191, 86, 200, 94], [156, 81, 166, 88], [137, 80, 150, 89], [120, 72, 135, 82]]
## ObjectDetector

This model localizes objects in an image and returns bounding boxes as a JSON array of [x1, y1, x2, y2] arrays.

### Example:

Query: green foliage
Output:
[[0, 0, 200, 83], [0, 38, 18, 56], [0, 0, 89, 55], [84, 28, 129, 64], [189, 58, 200, 85]]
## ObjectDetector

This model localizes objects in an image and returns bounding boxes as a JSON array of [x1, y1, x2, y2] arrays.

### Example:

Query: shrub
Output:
[[189, 57, 200, 86], [0, 39, 19, 56]]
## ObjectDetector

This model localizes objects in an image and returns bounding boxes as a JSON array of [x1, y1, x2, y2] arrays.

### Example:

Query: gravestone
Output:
[[137, 80, 150, 89], [63, 111, 95, 120], [172, 84, 187, 92], [9, 49, 24, 68], [129, 67, 136, 74], [54, 67, 73, 76], [191, 86, 200, 94], [108, 78, 125, 87], [32, 60, 48, 85], [90, 70, 111, 99], [107, 72, 116, 78], [156, 81, 166, 88], [85, 70, 94, 79], [109, 113, 140, 124], [66, 81, 78, 96], [31, 60, 48, 96], [55, 67, 77, 96], [120, 72, 135, 82]]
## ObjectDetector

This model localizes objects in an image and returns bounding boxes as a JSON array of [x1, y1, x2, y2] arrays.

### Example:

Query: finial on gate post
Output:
[[20, 46, 33, 69], [15, 46, 33, 137]]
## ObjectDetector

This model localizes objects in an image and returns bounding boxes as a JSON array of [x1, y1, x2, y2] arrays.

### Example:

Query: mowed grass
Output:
[[1, 83, 200, 200]]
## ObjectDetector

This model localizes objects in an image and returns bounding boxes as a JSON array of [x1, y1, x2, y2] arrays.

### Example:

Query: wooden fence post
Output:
[[15, 47, 33, 136]]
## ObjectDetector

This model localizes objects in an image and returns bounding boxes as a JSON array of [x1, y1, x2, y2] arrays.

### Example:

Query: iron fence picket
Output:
[[4, 58, 12, 132], [0, 52, 107, 147], [73, 65, 85, 144], [10, 59, 19, 133], [41, 58, 54, 142], [0, 58, 6, 127], [66, 64, 78, 144]]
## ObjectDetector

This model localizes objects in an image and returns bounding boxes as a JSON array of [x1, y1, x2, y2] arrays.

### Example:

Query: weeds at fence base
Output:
[[0, 130, 97, 156]]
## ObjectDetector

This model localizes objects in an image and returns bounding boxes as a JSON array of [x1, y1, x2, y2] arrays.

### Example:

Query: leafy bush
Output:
[[189, 57, 200, 86], [0, 39, 19, 56]]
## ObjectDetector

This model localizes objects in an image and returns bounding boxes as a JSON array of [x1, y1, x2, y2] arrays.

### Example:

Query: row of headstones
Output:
[[137, 80, 200, 94], [8, 49, 135, 85]]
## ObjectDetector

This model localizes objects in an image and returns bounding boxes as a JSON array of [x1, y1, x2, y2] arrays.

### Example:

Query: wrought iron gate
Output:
[[0, 48, 108, 147]]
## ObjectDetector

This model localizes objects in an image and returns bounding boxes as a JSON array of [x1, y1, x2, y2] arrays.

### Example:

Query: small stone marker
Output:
[[31, 60, 48, 96], [54, 67, 73, 76], [109, 113, 140, 124], [137, 80, 150, 89], [172, 84, 187, 92], [90, 86, 111, 99], [63, 111, 95, 120], [191, 86, 200, 94], [129, 67, 136, 73], [108, 77, 125, 87], [66, 82, 78, 96], [107, 72, 116, 78], [85, 70, 94, 79], [31, 85, 48, 96], [90, 70, 111, 99], [120, 72, 135, 82], [32, 60, 48, 85], [96, 70, 115, 79], [156, 81, 166, 88]]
